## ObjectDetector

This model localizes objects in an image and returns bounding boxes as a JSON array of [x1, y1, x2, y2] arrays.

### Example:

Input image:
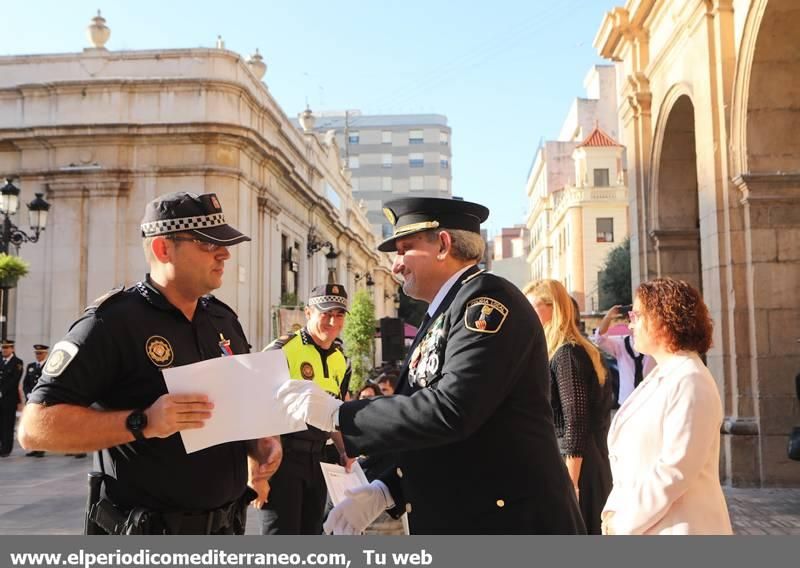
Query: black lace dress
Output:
[[550, 342, 613, 534]]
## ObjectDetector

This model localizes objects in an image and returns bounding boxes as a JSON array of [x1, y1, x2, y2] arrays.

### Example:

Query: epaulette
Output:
[[263, 333, 296, 352], [85, 285, 126, 313], [203, 294, 239, 318], [461, 269, 486, 284]]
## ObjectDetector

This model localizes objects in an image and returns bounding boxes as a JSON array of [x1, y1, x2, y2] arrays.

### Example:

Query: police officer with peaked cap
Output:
[[19, 192, 282, 534], [22, 344, 49, 457], [277, 197, 585, 534], [259, 284, 352, 534], [0, 339, 24, 457]]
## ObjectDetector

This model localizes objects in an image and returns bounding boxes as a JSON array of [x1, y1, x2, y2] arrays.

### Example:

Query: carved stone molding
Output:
[[44, 171, 131, 199], [732, 173, 800, 205], [648, 228, 700, 250]]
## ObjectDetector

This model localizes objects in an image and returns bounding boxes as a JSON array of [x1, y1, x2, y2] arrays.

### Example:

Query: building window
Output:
[[382, 177, 392, 191], [348, 156, 359, 169], [382, 223, 393, 238], [348, 131, 360, 144], [439, 131, 449, 145], [409, 129, 424, 144], [410, 176, 424, 191], [382, 130, 392, 144], [440, 155, 449, 169], [409, 153, 424, 168], [596, 217, 614, 242], [382, 154, 392, 168], [593, 168, 610, 187]]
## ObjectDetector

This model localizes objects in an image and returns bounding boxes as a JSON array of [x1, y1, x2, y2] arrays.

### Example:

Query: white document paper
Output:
[[162, 350, 307, 454], [320, 461, 370, 506]]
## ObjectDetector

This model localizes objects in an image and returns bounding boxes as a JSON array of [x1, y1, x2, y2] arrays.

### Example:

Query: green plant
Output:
[[597, 237, 632, 310], [0, 253, 29, 288], [280, 292, 303, 307], [342, 289, 376, 393]]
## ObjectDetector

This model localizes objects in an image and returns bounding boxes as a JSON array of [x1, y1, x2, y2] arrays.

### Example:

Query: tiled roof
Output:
[[577, 126, 620, 147]]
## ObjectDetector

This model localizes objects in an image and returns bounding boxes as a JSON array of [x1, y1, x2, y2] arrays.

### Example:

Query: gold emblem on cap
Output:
[[211, 195, 221, 209], [145, 336, 174, 367], [332, 285, 340, 294], [383, 207, 397, 225]]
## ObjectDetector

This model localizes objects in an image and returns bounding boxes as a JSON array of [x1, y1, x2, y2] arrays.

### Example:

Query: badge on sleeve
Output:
[[43, 341, 80, 377], [464, 297, 509, 334]]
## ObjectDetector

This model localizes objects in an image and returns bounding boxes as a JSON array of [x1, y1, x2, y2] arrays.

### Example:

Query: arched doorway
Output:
[[649, 94, 702, 293]]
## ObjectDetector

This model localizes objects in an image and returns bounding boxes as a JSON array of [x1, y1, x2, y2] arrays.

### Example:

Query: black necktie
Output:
[[624, 335, 645, 388]]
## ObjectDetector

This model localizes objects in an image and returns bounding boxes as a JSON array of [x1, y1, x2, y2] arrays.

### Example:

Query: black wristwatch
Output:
[[125, 410, 148, 441]]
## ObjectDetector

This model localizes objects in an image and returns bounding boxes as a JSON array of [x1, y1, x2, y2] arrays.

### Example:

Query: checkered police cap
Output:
[[140, 192, 250, 246], [308, 284, 349, 312]]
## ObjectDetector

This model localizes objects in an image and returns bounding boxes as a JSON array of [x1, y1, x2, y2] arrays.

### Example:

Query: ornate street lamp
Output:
[[325, 245, 339, 284], [0, 178, 52, 339]]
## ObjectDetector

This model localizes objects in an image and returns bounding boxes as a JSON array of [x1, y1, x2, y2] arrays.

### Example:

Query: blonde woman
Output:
[[525, 280, 613, 534]]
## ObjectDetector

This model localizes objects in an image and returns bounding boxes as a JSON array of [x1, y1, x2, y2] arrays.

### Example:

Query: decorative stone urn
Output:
[[298, 107, 316, 132], [87, 10, 110, 49], [248, 49, 267, 80]]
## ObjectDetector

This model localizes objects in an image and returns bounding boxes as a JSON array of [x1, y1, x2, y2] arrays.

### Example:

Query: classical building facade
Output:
[[525, 65, 630, 310], [596, 0, 799, 485], [297, 112, 453, 239], [0, 14, 395, 354]]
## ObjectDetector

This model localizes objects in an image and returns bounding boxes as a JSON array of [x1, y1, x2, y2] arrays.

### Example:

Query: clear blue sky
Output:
[[0, 0, 613, 236]]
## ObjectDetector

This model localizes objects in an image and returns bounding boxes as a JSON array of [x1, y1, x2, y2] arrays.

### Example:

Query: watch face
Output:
[[127, 411, 147, 431]]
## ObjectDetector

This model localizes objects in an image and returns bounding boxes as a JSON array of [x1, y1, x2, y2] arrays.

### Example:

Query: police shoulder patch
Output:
[[464, 297, 509, 334], [43, 341, 80, 377]]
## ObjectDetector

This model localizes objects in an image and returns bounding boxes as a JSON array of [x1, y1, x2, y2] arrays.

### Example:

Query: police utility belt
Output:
[[88, 493, 250, 535]]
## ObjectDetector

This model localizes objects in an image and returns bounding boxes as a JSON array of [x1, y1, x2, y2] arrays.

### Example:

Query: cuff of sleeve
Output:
[[371, 480, 395, 509]]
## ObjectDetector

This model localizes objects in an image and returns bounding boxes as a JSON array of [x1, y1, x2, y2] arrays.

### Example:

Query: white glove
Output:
[[323, 480, 394, 535], [276, 379, 342, 432]]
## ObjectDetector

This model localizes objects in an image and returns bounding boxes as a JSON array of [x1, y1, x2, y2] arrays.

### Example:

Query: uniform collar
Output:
[[299, 327, 340, 355], [137, 274, 205, 316], [427, 264, 475, 317]]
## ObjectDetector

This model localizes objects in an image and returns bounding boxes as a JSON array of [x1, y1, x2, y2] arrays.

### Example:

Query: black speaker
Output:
[[380, 317, 404, 362]]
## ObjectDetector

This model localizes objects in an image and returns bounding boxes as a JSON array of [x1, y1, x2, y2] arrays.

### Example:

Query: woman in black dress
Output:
[[525, 279, 612, 534]]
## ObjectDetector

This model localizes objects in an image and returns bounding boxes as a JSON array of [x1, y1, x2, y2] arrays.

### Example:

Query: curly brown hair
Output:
[[636, 277, 713, 354]]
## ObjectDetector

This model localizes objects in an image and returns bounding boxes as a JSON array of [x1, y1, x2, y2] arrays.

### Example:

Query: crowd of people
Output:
[[3, 191, 732, 535]]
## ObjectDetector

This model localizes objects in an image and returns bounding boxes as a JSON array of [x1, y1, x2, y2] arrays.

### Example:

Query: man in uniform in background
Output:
[[22, 344, 48, 457], [278, 197, 584, 535], [258, 284, 352, 535], [19, 192, 281, 534], [0, 339, 23, 457]]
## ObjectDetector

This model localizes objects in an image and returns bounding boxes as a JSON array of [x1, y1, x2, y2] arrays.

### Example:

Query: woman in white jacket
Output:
[[601, 278, 732, 535]]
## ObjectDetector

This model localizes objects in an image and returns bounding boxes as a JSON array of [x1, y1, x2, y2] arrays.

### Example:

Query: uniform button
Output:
[[396, 467, 403, 478], [405, 502, 413, 514], [419, 378, 427, 387], [496, 499, 505, 508]]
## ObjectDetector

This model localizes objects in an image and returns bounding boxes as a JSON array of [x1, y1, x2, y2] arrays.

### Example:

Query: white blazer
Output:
[[603, 352, 732, 535]]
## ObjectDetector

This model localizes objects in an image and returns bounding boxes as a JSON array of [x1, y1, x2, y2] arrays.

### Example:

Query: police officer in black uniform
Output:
[[278, 197, 585, 535], [258, 284, 352, 534], [19, 192, 282, 534], [0, 339, 24, 457], [23, 344, 48, 457]]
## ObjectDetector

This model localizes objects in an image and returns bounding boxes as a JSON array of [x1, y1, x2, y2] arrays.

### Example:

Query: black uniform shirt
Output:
[[29, 275, 250, 511], [23, 361, 43, 400]]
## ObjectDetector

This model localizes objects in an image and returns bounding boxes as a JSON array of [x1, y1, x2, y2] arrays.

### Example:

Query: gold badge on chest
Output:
[[145, 336, 174, 367]]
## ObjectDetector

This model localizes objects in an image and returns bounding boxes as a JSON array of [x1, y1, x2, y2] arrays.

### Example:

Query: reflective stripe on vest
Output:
[[281, 334, 347, 398]]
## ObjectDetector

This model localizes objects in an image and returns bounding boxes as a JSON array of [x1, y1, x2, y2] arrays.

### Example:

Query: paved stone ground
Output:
[[0, 436, 797, 535]]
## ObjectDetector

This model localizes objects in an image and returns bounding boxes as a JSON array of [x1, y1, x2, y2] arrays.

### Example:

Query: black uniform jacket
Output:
[[0, 355, 23, 408], [29, 276, 250, 511], [23, 362, 43, 401], [338, 266, 585, 534]]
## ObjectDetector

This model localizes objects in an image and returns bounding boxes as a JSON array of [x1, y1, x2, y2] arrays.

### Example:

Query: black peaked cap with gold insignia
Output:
[[33, 344, 49, 351], [378, 197, 489, 252], [308, 283, 349, 312], [140, 192, 251, 246]]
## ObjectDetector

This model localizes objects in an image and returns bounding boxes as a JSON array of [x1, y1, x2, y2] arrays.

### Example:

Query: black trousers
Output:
[[0, 402, 16, 455], [259, 448, 327, 535]]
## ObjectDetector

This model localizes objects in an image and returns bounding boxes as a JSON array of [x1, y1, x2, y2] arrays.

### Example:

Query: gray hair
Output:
[[423, 228, 485, 262]]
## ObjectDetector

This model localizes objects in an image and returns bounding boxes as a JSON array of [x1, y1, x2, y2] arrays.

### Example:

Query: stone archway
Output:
[[649, 94, 702, 293], [729, 0, 800, 486]]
